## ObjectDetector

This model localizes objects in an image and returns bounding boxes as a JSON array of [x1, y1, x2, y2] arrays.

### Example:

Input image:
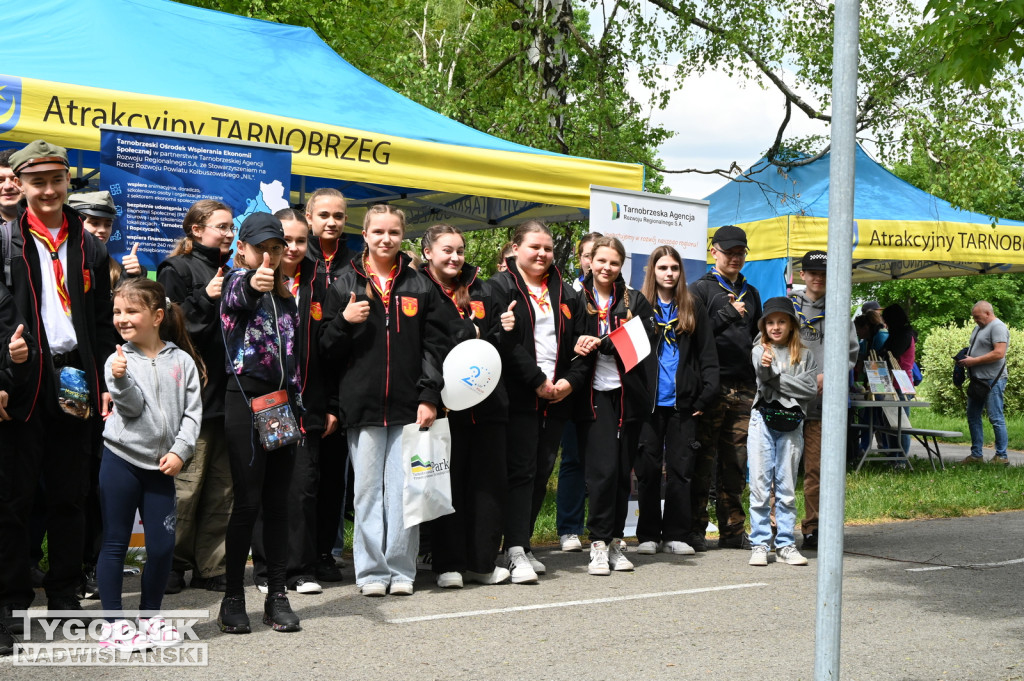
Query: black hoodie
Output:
[[688, 269, 762, 385], [0, 279, 40, 421], [487, 257, 590, 417], [157, 240, 232, 420], [319, 252, 448, 428]]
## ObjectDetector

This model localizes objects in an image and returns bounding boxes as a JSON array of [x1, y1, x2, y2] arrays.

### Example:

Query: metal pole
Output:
[[815, 0, 860, 679]]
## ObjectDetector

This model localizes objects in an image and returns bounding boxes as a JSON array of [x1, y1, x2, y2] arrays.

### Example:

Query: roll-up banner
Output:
[[99, 126, 292, 271], [588, 185, 709, 288]]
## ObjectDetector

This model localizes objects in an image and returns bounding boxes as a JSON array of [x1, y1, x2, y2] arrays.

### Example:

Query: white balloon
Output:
[[441, 339, 502, 411]]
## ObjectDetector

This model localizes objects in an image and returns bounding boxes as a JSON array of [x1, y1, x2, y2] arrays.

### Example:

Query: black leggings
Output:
[[223, 386, 295, 598]]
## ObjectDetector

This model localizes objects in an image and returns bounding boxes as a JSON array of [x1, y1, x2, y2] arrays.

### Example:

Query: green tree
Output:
[[917, 0, 1024, 89]]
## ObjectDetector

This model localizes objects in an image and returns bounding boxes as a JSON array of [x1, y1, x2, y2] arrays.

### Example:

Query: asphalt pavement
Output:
[[4, 508, 1023, 681]]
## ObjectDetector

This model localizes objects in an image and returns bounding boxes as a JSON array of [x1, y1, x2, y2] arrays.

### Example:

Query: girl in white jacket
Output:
[[747, 297, 818, 567]]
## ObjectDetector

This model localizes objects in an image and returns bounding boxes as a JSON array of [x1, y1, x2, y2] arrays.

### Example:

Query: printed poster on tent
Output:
[[589, 185, 708, 288], [99, 125, 292, 271]]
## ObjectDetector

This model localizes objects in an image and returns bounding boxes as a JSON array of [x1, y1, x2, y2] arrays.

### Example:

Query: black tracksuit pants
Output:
[[635, 406, 700, 544]]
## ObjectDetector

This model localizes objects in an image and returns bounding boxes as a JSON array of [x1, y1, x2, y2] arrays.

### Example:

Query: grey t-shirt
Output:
[[969, 318, 1010, 381]]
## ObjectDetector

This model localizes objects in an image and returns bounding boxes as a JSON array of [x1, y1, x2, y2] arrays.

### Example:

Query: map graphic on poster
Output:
[[99, 126, 292, 270]]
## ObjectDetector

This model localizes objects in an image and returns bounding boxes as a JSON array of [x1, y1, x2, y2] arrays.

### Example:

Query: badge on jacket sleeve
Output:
[[470, 300, 485, 319], [401, 296, 419, 317], [310, 302, 323, 320], [560, 303, 571, 319]]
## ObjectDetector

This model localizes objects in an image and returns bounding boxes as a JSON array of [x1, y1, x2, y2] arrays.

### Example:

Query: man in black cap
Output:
[[0, 140, 117, 642], [789, 250, 858, 549], [689, 225, 762, 550]]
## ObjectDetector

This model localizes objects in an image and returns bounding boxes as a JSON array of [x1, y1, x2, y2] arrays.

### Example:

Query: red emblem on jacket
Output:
[[560, 303, 571, 319], [310, 302, 323, 321], [401, 296, 419, 317], [470, 300, 485, 319]]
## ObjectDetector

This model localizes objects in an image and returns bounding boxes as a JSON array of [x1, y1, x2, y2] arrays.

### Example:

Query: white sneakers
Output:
[[588, 541, 611, 575], [389, 582, 414, 596], [525, 550, 547, 575], [560, 534, 583, 552], [637, 541, 659, 555], [777, 545, 809, 566], [99, 618, 183, 651], [360, 582, 387, 597], [608, 538, 634, 571], [749, 545, 769, 567], [437, 572, 464, 589], [465, 567, 511, 585], [505, 547, 539, 584], [662, 540, 696, 555]]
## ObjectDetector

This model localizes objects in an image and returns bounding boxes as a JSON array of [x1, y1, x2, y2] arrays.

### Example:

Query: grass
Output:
[[910, 407, 1024, 451], [529, 454, 1024, 545]]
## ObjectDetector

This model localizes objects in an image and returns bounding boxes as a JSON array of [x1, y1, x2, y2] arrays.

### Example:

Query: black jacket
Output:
[[291, 255, 341, 432], [424, 262, 511, 424], [306, 235, 353, 297], [157, 241, 232, 420], [487, 258, 589, 417], [319, 252, 448, 428], [688, 270, 762, 385], [0, 280, 40, 420], [577, 273, 658, 424], [1, 206, 117, 420]]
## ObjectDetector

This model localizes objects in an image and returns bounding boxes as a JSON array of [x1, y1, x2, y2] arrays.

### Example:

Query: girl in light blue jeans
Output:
[[747, 297, 818, 567]]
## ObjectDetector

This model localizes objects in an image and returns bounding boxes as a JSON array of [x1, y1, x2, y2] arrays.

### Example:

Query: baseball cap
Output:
[[801, 250, 827, 272], [712, 225, 747, 251], [238, 212, 284, 245]]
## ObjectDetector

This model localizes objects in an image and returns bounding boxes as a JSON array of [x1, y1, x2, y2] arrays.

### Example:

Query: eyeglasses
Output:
[[712, 247, 748, 260], [205, 222, 236, 235]]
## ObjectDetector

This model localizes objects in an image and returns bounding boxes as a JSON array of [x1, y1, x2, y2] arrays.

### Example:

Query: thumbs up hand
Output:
[[111, 344, 128, 379], [500, 300, 517, 332], [206, 267, 225, 299], [342, 291, 371, 324], [8, 324, 27, 364], [252, 251, 276, 293], [122, 243, 142, 275]]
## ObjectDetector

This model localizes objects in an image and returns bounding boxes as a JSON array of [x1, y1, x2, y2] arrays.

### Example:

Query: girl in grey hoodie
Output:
[[97, 278, 203, 651], [747, 297, 818, 568]]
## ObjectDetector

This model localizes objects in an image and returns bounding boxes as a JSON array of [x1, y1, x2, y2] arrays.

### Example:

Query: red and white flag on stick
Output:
[[608, 316, 651, 373]]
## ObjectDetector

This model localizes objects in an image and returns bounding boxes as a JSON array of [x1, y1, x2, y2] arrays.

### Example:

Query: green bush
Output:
[[919, 321, 1022, 417]]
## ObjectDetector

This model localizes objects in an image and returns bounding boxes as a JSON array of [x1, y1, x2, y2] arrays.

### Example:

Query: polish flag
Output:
[[609, 316, 651, 373]]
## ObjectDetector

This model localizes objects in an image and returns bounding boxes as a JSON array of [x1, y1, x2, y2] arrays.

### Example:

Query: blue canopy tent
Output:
[[704, 146, 1024, 298], [0, 0, 643, 233]]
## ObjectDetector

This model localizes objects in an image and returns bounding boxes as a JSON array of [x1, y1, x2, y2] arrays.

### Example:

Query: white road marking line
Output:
[[907, 557, 1024, 572], [386, 582, 767, 624]]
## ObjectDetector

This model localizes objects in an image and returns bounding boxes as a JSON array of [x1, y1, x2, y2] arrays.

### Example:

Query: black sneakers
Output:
[[0, 621, 14, 657], [717, 533, 752, 550], [803, 532, 818, 550], [687, 534, 709, 553], [218, 595, 251, 634], [165, 570, 186, 595], [263, 593, 301, 632], [81, 566, 99, 600], [191, 574, 227, 592], [315, 554, 343, 583]]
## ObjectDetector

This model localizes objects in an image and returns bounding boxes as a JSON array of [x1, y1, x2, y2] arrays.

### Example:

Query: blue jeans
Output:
[[747, 410, 803, 549], [555, 422, 586, 535], [967, 375, 1008, 458], [348, 426, 418, 587]]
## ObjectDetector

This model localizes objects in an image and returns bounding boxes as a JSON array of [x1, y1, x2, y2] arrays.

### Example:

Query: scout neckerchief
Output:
[[655, 300, 678, 346], [440, 281, 466, 319], [790, 295, 824, 330], [526, 275, 551, 314], [711, 267, 748, 301], [596, 288, 614, 336], [364, 254, 397, 308], [288, 270, 301, 297], [26, 211, 72, 316]]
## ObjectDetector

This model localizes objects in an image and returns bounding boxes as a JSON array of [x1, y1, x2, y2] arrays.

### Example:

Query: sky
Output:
[[628, 67, 834, 201]]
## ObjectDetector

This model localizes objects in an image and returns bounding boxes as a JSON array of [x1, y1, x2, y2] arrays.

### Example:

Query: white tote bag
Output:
[[402, 418, 455, 528]]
